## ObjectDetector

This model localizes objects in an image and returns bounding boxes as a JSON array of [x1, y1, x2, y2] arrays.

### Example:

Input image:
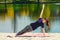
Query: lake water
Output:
[[0, 16, 60, 33]]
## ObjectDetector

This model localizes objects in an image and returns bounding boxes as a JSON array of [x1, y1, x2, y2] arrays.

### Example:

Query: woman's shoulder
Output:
[[37, 18, 42, 23]]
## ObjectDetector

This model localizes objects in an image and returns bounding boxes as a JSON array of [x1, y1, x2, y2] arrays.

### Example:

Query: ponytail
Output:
[[44, 18, 50, 29]]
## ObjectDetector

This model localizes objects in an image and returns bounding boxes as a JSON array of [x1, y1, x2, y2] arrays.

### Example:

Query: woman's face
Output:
[[42, 19, 46, 23]]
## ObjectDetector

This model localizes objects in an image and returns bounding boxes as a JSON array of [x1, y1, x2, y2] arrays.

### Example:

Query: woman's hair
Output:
[[44, 18, 50, 29]]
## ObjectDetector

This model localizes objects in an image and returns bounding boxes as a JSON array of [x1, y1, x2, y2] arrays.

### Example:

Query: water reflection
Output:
[[50, 17, 60, 33]]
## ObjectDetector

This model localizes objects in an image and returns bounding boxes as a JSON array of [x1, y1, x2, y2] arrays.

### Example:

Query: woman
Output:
[[16, 4, 50, 36]]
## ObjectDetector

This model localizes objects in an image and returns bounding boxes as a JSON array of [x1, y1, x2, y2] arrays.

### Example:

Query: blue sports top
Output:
[[30, 18, 44, 30]]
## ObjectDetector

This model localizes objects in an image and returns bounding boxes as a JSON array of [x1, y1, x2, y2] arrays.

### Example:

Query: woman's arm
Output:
[[39, 4, 45, 18], [42, 28, 45, 36]]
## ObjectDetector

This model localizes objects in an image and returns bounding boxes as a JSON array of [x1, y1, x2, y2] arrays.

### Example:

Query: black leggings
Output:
[[16, 25, 33, 36]]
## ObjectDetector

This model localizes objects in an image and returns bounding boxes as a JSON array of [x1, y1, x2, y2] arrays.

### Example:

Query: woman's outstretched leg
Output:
[[16, 25, 33, 36]]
